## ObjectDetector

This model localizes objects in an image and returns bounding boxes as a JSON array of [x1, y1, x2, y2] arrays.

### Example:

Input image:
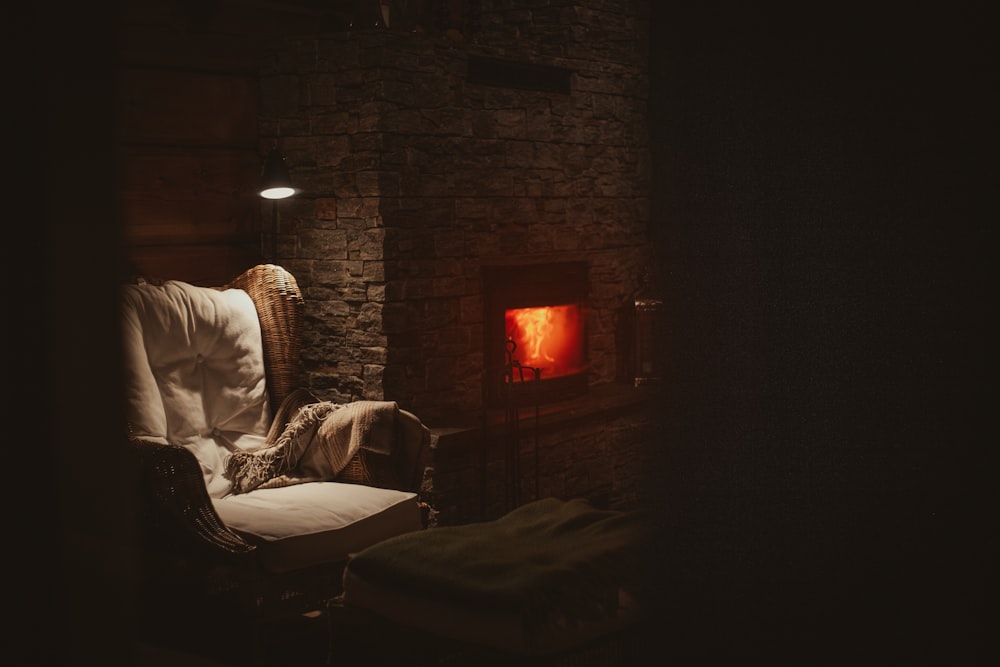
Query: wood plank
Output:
[[121, 0, 350, 40], [126, 244, 264, 286], [119, 23, 261, 74], [118, 68, 258, 145], [121, 196, 258, 241], [119, 146, 261, 200], [119, 145, 261, 242]]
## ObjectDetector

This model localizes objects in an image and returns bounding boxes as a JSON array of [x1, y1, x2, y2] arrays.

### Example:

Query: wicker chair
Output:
[[125, 264, 428, 662]]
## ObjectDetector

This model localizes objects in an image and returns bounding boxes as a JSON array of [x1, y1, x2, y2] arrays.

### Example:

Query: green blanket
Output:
[[346, 497, 652, 633]]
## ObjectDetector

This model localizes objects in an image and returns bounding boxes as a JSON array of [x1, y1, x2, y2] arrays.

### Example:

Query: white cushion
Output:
[[214, 482, 423, 573], [122, 280, 272, 498]]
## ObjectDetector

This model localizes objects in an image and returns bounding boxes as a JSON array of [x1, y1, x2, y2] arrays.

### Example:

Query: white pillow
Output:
[[122, 280, 272, 498]]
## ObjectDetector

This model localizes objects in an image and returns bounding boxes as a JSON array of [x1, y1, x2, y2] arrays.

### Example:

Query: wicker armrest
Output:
[[335, 408, 431, 496], [129, 435, 255, 556]]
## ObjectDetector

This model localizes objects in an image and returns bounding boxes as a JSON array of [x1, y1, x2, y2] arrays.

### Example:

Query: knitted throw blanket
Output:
[[225, 400, 399, 494]]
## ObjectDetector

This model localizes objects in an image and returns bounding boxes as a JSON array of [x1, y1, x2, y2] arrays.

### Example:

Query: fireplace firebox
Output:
[[483, 262, 589, 407]]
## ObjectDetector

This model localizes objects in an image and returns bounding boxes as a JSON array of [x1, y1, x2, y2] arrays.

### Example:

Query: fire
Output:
[[505, 304, 584, 379]]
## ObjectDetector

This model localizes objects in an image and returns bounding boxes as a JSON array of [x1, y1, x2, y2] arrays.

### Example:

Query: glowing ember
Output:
[[505, 304, 584, 379]]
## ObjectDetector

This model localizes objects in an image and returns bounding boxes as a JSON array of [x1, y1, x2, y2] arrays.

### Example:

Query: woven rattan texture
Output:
[[225, 263, 305, 413]]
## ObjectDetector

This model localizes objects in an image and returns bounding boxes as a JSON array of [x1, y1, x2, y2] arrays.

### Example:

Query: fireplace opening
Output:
[[505, 304, 585, 380], [483, 261, 589, 407]]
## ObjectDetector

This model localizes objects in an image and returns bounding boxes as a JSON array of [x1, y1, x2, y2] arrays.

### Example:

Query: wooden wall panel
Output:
[[120, 25, 261, 74], [115, 0, 340, 281], [127, 243, 264, 286], [119, 146, 259, 197], [120, 146, 259, 239], [120, 200, 257, 244], [118, 69, 258, 146], [117, 35, 261, 279]]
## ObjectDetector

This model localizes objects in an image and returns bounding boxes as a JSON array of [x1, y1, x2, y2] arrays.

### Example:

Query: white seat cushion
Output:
[[214, 482, 423, 573]]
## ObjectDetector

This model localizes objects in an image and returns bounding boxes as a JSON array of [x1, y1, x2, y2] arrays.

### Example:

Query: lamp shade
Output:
[[259, 147, 295, 199]]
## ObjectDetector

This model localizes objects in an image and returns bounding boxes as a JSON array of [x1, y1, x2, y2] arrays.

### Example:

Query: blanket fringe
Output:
[[225, 402, 338, 494]]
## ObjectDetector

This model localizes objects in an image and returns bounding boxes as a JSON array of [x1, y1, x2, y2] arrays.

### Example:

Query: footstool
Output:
[[334, 497, 651, 664]]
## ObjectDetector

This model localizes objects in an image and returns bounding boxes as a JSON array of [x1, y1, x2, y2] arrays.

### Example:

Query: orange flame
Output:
[[505, 304, 584, 379]]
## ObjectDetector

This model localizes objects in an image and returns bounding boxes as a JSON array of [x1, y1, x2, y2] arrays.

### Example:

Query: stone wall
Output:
[[257, 1, 655, 522], [428, 383, 659, 525]]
